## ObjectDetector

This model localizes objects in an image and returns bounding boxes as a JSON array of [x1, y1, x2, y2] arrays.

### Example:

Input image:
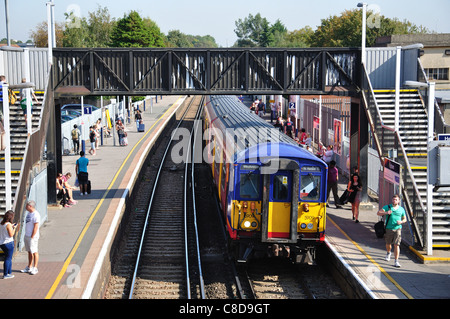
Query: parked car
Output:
[[61, 104, 100, 113], [61, 109, 82, 118], [61, 114, 77, 123]]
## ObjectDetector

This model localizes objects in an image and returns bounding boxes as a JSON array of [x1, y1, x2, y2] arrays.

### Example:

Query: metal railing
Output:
[[361, 64, 425, 247], [417, 58, 450, 135], [13, 69, 53, 230]]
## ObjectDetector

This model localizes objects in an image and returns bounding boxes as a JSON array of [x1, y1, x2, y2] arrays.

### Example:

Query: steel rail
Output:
[[184, 96, 206, 299], [128, 96, 195, 299]]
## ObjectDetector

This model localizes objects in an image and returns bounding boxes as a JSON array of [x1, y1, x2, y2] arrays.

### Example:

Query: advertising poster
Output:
[[333, 119, 343, 155]]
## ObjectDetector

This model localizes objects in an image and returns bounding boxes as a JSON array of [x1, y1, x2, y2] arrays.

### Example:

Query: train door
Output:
[[261, 159, 299, 244]]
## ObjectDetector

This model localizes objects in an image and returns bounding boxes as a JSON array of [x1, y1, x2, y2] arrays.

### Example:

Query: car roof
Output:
[[61, 104, 99, 109]]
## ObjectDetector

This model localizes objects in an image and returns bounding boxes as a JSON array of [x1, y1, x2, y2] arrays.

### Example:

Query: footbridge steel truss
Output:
[[52, 48, 361, 96]]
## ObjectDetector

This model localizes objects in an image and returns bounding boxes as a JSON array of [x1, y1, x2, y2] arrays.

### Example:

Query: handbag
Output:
[[374, 205, 391, 238], [339, 189, 349, 204]]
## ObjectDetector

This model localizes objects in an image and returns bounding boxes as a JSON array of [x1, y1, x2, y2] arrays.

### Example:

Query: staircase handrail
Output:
[[394, 130, 425, 247], [417, 58, 450, 132], [360, 65, 385, 166], [361, 64, 425, 247], [12, 68, 53, 217]]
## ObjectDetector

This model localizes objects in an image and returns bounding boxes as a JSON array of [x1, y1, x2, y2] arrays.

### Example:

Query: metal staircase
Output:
[[0, 91, 44, 212], [372, 88, 450, 249]]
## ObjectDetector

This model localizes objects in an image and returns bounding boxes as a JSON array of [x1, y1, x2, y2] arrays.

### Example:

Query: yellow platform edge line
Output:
[[44, 97, 184, 299], [328, 216, 414, 299]]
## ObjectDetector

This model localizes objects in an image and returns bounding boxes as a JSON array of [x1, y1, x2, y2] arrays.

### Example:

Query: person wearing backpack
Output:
[[71, 124, 81, 155], [377, 194, 406, 268]]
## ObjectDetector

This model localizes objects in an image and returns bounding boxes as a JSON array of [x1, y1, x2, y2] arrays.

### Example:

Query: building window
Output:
[[425, 68, 449, 81]]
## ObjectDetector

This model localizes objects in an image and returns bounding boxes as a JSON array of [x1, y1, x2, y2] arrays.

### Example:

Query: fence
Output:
[[61, 97, 156, 154], [302, 98, 351, 177]]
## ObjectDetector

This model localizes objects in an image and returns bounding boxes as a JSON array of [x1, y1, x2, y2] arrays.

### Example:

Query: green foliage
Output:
[[166, 30, 218, 48], [110, 11, 164, 48], [309, 9, 431, 47], [234, 9, 432, 48], [234, 13, 273, 47], [63, 5, 115, 48]]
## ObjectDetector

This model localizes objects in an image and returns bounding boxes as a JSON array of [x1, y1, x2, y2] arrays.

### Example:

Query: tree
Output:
[[62, 5, 115, 47], [310, 9, 431, 47], [85, 6, 116, 47], [166, 30, 192, 48], [29, 21, 65, 47], [275, 26, 314, 48], [110, 11, 164, 48], [234, 13, 271, 47], [166, 30, 218, 48]]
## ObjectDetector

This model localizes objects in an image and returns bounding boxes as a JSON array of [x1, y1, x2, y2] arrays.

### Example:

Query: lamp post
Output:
[[357, 2, 367, 65], [4, 0, 11, 46], [46, 1, 55, 66]]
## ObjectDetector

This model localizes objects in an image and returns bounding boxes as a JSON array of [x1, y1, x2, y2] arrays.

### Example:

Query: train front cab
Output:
[[232, 156, 327, 264]]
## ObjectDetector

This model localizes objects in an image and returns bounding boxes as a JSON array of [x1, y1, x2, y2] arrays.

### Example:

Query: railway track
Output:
[[105, 96, 204, 299], [105, 95, 347, 300]]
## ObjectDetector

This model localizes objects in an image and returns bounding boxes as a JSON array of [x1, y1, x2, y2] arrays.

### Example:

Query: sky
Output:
[[1, 0, 449, 47]]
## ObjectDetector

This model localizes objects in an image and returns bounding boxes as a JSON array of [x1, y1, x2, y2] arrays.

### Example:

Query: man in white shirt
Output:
[[21, 201, 40, 275], [323, 145, 334, 164]]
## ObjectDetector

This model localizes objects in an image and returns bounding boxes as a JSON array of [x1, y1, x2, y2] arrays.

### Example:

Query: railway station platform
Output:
[[0, 94, 449, 300], [249, 97, 450, 299], [0, 95, 186, 299]]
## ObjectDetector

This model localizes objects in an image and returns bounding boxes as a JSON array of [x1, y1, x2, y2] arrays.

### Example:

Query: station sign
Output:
[[438, 134, 450, 141], [384, 158, 400, 185], [83, 106, 92, 115]]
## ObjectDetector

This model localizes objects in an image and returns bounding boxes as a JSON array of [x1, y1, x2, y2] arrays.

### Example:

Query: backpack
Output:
[[8, 89, 17, 105], [71, 129, 79, 140]]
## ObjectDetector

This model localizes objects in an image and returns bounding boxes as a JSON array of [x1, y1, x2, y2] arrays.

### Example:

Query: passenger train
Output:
[[203, 95, 328, 264]]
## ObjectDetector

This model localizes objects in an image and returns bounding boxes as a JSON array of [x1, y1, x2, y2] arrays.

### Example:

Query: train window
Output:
[[239, 172, 261, 199], [273, 175, 289, 201], [300, 174, 321, 201]]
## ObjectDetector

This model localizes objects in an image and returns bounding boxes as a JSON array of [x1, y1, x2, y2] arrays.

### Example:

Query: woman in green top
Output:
[[377, 194, 406, 268]]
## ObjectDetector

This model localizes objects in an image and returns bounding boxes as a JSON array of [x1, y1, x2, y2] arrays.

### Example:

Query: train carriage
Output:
[[203, 95, 327, 264]]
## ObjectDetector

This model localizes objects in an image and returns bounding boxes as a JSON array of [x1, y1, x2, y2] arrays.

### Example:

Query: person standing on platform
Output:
[[377, 194, 406, 268], [116, 120, 125, 146], [0, 211, 18, 279], [327, 161, 342, 209], [347, 173, 362, 223], [88, 126, 97, 156], [270, 103, 276, 123], [323, 145, 334, 164], [71, 124, 81, 155], [284, 118, 294, 139], [21, 201, 40, 275], [76, 151, 89, 196]]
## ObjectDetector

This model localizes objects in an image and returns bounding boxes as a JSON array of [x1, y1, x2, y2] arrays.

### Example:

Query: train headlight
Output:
[[300, 223, 307, 229], [307, 223, 314, 230], [244, 221, 251, 228]]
